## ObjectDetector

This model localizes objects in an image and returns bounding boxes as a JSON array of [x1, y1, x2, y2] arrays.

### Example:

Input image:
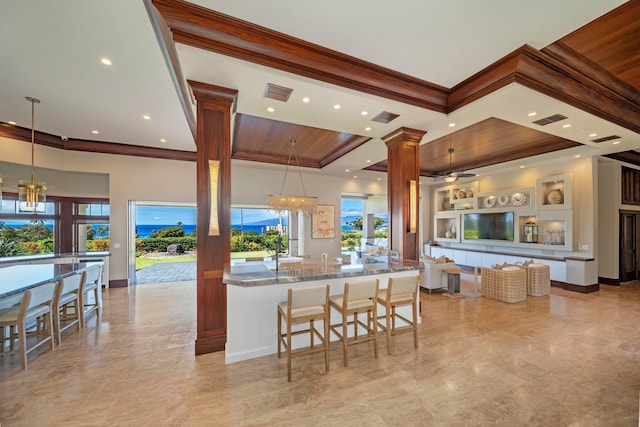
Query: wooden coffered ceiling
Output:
[[368, 118, 581, 177], [1, 1, 638, 176], [232, 114, 371, 169], [147, 0, 640, 176]]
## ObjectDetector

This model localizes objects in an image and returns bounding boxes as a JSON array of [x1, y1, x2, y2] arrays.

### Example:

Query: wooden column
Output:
[[188, 80, 238, 355], [383, 127, 426, 261]]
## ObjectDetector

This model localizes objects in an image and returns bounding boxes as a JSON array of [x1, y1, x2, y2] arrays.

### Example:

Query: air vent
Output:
[[532, 114, 567, 126], [371, 111, 400, 124], [263, 83, 293, 102], [591, 135, 621, 143]]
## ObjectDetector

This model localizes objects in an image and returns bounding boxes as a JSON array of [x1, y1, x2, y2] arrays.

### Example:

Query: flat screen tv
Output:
[[463, 212, 515, 241]]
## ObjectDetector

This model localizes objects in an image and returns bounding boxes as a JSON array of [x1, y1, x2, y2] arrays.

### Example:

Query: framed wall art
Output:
[[312, 205, 335, 239]]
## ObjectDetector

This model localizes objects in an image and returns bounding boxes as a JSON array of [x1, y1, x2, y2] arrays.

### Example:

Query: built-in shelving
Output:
[[433, 176, 573, 251]]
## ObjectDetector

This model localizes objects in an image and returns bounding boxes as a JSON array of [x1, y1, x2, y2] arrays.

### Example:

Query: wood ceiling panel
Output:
[[232, 114, 370, 168], [368, 118, 581, 176], [557, 1, 640, 91]]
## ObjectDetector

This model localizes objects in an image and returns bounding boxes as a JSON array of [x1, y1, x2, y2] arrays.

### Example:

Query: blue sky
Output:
[[136, 205, 196, 225], [341, 199, 363, 218]]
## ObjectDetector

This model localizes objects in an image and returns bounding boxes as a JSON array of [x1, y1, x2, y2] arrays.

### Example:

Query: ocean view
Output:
[[1, 213, 377, 239], [138, 224, 280, 238]]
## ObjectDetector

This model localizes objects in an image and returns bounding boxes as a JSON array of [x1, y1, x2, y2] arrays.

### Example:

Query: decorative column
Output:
[[382, 127, 426, 261], [188, 80, 238, 355]]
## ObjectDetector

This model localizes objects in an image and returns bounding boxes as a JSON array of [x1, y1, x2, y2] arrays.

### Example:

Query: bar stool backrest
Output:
[[346, 279, 378, 302], [387, 275, 418, 299], [289, 285, 328, 313], [59, 273, 83, 295], [29, 280, 58, 309], [83, 265, 102, 288]]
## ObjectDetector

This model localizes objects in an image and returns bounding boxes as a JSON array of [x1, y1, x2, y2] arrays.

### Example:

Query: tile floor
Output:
[[1, 275, 639, 426]]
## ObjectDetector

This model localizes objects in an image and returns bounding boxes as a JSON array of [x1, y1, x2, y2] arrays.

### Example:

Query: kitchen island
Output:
[[224, 258, 422, 363]]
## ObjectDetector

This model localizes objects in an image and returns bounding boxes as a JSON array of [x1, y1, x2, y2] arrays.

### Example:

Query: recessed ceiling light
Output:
[[528, 112, 537, 117], [160, 138, 166, 143], [562, 123, 571, 128], [365, 127, 371, 131], [302, 97, 310, 103], [361, 111, 368, 116], [345, 169, 350, 173], [589, 133, 598, 137], [91, 130, 99, 134], [143, 115, 151, 120], [353, 175, 358, 179], [8, 121, 16, 125], [100, 57, 112, 66], [334, 104, 341, 110], [267, 107, 274, 113], [519, 165, 525, 169], [448, 123, 456, 127], [377, 178, 381, 181], [366, 160, 371, 163], [612, 140, 621, 145], [574, 154, 581, 158]]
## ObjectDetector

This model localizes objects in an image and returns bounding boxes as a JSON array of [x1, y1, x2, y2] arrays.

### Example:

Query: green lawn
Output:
[[230, 250, 274, 259], [136, 255, 197, 270], [136, 251, 273, 270]]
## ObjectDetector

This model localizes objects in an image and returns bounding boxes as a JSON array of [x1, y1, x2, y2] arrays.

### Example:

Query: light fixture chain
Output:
[[278, 141, 294, 195], [30, 97, 36, 184], [292, 141, 308, 197]]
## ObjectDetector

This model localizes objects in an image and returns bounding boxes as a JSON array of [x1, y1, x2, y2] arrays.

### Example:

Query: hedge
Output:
[[136, 236, 197, 253]]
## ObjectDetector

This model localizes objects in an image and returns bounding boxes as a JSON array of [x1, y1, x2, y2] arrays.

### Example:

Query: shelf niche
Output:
[[536, 174, 572, 210], [434, 215, 460, 242]]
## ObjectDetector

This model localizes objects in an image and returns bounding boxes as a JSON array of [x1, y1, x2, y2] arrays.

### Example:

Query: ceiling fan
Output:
[[437, 141, 476, 183]]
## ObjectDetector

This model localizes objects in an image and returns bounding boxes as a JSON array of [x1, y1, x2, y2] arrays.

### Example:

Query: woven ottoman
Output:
[[526, 264, 551, 296], [480, 267, 527, 303]]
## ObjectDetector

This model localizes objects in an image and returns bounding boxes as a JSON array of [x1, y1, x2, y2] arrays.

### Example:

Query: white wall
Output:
[[598, 160, 618, 279]]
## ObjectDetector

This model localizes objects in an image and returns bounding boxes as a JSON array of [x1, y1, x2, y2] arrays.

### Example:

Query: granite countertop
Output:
[[224, 258, 422, 287], [0, 251, 110, 265], [0, 261, 103, 298]]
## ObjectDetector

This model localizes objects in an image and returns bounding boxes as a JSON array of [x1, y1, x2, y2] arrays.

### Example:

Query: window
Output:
[[0, 195, 109, 257], [0, 197, 57, 257], [231, 207, 289, 255], [74, 201, 110, 252]]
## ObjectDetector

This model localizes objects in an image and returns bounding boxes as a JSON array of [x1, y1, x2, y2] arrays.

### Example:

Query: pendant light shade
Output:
[[18, 96, 47, 213]]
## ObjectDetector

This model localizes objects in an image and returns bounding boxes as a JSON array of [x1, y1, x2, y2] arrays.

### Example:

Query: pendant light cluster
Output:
[[17, 96, 47, 213]]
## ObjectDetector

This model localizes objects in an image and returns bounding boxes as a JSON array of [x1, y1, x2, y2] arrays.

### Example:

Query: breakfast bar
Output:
[[224, 258, 422, 364], [0, 262, 103, 308]]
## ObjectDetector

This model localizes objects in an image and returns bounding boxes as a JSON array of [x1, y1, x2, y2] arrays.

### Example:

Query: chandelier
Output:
[[267, 139, 317, 215], [18, 96, 47, 213]]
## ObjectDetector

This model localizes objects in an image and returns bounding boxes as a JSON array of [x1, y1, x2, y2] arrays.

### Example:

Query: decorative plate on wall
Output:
[[498, 195, 509, 206], [511, 193, 526, 206], [484, 196, 496, 208]]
